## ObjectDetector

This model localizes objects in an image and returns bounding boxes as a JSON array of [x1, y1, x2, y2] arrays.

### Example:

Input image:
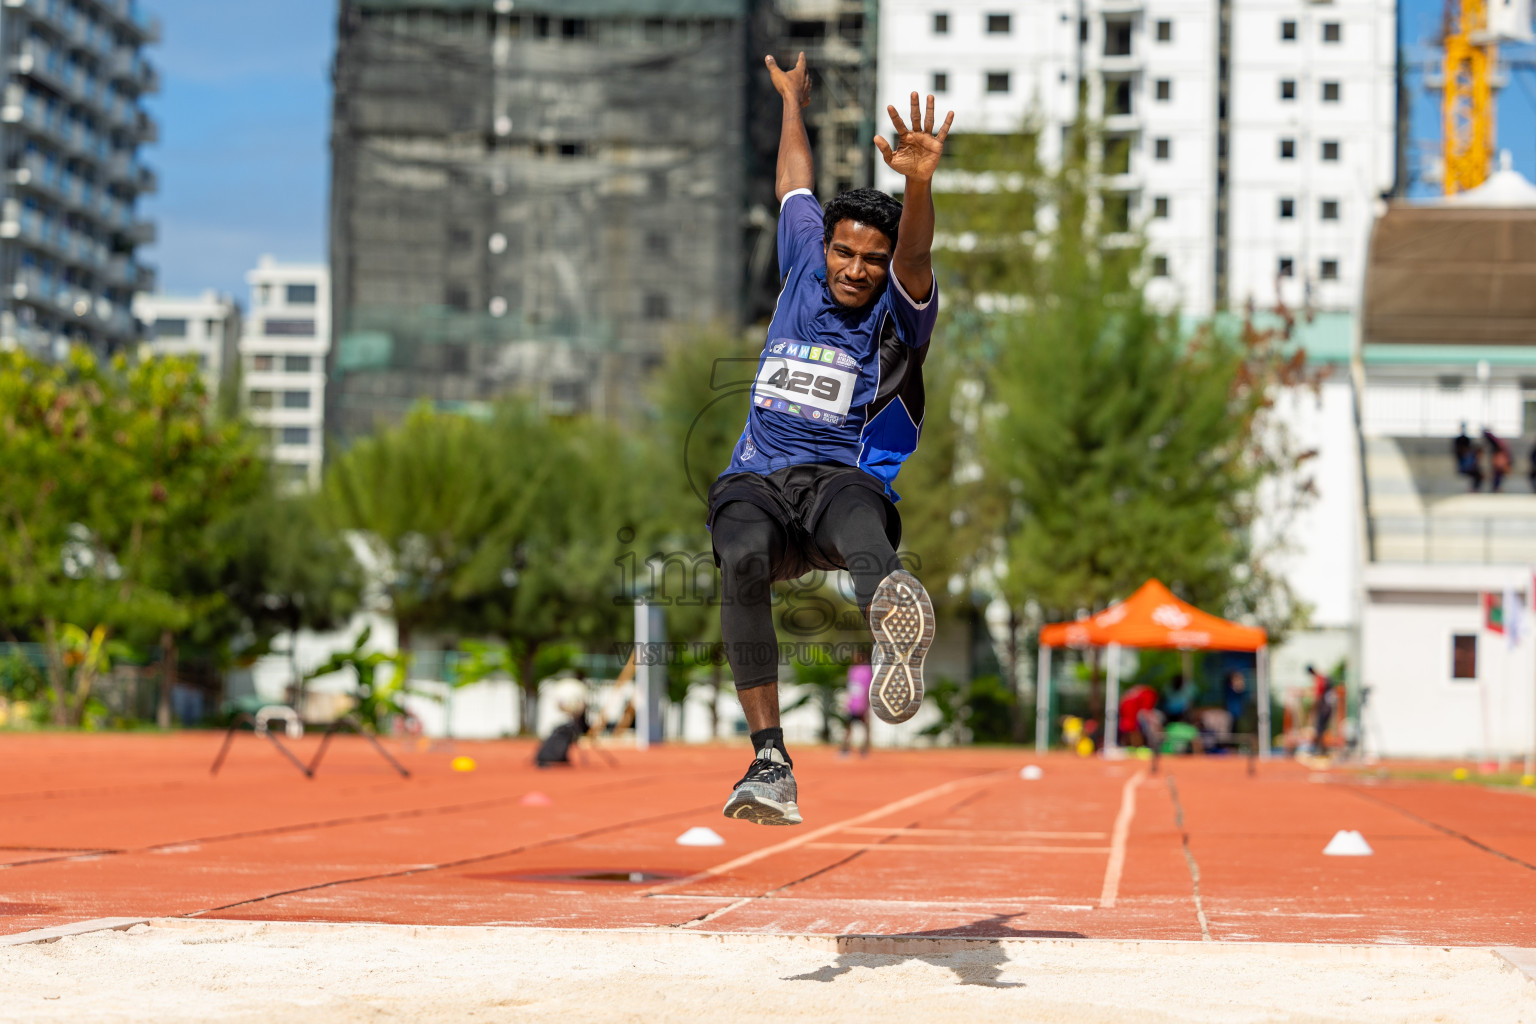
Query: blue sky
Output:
[[136, 1, 1533, 301], [137, 0, 335, 302]]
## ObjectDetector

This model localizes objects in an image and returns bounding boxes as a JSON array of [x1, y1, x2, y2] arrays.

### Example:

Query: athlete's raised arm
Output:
[[766, 52, 813, 202], [874, 92, 954, 303]]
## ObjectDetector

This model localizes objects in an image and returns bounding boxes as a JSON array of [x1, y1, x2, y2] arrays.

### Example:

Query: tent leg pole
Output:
[[1258, 645, 1271, 760], [1105, 643, 1121, 756], [1035, 645, 1051, 754]]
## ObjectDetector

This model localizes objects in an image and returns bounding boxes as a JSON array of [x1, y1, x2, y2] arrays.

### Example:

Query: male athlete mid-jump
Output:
[[710, 52, 954, 826]]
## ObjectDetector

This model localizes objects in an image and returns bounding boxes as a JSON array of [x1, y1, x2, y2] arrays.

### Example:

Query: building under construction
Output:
[[326, 0, 875, 440]]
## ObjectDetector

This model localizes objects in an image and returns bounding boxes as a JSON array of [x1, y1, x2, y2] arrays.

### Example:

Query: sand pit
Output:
[[3, 919, 1535, 1023]]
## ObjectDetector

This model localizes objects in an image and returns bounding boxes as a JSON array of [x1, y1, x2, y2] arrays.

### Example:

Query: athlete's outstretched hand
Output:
[[874, 92, 954, 183], [766, 52, 811, 109]]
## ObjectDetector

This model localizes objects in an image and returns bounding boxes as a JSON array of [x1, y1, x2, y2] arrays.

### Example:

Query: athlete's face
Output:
[[824, 220, 893, 309]]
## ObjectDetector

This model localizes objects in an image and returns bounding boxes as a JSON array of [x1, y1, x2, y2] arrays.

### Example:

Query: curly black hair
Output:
[[821, 188, 903, 249]]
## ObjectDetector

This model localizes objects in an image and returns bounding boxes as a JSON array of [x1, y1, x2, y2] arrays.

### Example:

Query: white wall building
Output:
[[239, 256, 330, 487], [132, 290, 239, 397], [877, 0, 1397, 315]]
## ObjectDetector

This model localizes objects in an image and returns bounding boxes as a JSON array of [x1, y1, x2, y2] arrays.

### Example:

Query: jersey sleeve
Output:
[[776, 189, 823, 280], [886, 269, 940, 348]]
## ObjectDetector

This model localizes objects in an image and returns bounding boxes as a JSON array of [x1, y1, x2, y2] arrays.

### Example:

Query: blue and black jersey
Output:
[[718, 188, 939, 500]]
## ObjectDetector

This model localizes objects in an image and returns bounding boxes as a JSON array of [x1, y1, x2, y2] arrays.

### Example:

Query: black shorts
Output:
[[706, 463, 901, 581]]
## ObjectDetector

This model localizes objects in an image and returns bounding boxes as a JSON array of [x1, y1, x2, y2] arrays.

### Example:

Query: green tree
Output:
[[639, 328, 755, 736], [0, 348, 264, 726], [212, 488, 364, 706]]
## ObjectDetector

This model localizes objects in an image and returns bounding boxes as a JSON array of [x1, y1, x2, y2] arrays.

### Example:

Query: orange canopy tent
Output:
[[1035, 579, 1271, 756]]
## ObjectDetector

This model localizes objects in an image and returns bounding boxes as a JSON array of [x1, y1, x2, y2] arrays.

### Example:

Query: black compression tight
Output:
[[713, 488, 901, 692]]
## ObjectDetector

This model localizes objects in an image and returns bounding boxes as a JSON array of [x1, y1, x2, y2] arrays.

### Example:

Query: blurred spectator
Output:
[[1454, 424, 1483, 491], [1528, 439, 1536, 492], [1162, 674, 1198, 724], [1223, 669, 1249, 729], [1485, 429, 1511, 492], [1304, 663, 1339, 755], [840, 651, 871, 758], [1118, 683, 1159, 748]]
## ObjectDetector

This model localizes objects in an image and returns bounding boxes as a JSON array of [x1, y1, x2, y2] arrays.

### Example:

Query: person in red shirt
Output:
[[1119, 683, 1160, 749], [1306, 664, 1337, 754]]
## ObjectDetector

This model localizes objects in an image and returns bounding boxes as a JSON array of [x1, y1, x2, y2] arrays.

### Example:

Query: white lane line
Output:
[[839, 827, 1109, 840], [644, 770, 1011, 897], [1098, 769, 1148, 910], [807, 843, 1111, 854]]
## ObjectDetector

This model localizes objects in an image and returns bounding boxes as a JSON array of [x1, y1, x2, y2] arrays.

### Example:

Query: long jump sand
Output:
[[4, 919, 1535, 1023]]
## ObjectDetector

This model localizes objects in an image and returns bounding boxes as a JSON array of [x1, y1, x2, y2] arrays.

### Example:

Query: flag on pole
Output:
[[1484, 592, 1506, 635], [1506, 583, 1527, 649]]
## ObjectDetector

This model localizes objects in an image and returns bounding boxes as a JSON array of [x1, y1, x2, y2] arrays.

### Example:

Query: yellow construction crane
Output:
[[1440, 0, 1532, 193], [1441, 0, 1496, 193]]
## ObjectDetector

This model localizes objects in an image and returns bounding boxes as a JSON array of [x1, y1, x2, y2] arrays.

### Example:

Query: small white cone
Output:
[[1322, 829, 1373, 856], [1020, 765, 1044, 781], [676, 826, 725, 847]]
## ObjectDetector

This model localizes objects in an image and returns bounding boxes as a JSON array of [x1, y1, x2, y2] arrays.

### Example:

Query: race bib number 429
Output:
[[752, 342, 858, 426]]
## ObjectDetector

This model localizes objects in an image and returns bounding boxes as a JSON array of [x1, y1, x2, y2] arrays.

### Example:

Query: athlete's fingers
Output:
[[909, 91, 922, 135], [873, 134, 894, 164], [936, 110, 955, 144], [923, 93, 935, 134], [886, 104, 909, 136]]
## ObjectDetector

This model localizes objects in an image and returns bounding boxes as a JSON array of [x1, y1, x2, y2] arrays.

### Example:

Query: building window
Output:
[[933, 12, 948, 34], [154, 318, 187, 338], [1278, 257, 1294, 277], [1281, 19, 1296, 40], [1153, 196, 1169, 218], [1321, 140, 1340, 161], [644, 293, 668, 320], [986, 13, 1010, 33], [252, 354, 274, 372], [280, 427, 310, 446], [1320, 258, 1339, 280], [1155, 79, 1171, 101], [1152, 255, 1169, 276], [282, 390, 311, 409], [284, 354, 312, 373], [986, 72, 1010, 93], [258, 283, 271, 305], [248, 389, 274, 409], [932, 71, 948, 93], [1104, 19, 1132, 56], [1280, 79, 1296, 100], [646, 231, 669, 255], [1323, 21, 1341, 42], [285, 283, 317, 305], [1452, 634, 1477, 679], [1322, 81, 1341, 102], [1321, 199, 1340, 220], [205, 318, 220, 338], [1279, 197, 1295, 218], [264, 319, 317, 337], [1155, 19, 1172, 41], [1280, 138, 1296, 159], [1154, 137, 1170, 160]]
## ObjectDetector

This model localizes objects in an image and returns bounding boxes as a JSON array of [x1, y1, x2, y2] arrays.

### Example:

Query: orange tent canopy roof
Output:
[[1039, 579, 1268, 652]]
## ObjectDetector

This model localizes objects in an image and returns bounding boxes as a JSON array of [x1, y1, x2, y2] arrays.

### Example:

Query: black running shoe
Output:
[[868, 568, 935, 724], [722, 745, 802, 826]]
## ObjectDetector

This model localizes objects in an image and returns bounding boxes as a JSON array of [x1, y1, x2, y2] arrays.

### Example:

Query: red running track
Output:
[[1, 733, 1534, 944]]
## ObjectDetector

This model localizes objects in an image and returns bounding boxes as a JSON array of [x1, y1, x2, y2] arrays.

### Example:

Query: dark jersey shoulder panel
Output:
[[719, 189, 939, 500]]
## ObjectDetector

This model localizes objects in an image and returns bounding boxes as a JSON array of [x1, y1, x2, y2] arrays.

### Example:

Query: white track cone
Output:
[[676, 826, 725, 847], [1322, 829, 1373, 856], [1020, 765, 1044, 781]]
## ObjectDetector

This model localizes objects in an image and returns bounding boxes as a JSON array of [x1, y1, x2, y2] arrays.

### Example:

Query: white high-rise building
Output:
[[877, 0, 1397, 315], [132, 290, 239, 397], [239, 256, 330, 488]]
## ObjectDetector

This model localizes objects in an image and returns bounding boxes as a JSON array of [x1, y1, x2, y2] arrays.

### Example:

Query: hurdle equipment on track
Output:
[[210, 709, 411, 779]]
